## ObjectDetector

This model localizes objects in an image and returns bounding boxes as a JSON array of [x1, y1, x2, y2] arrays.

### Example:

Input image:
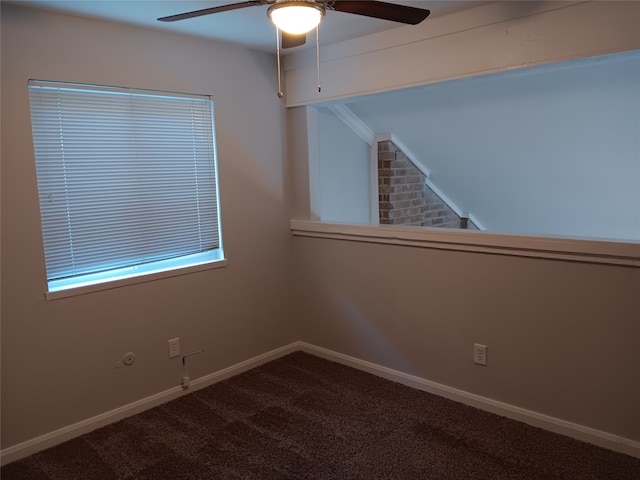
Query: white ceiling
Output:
[[15, 1, 487, 53]]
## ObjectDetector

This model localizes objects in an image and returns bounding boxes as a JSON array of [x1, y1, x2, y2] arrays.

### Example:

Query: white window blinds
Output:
[[28, 81, 223, 292]]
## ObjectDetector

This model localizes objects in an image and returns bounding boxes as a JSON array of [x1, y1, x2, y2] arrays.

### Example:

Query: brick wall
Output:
[[378, 141, 426, 226], [423, 183, 465, 228], [378, 140, 478, 229]]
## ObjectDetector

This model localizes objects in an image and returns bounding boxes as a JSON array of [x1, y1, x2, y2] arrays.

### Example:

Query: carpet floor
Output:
[[2, 351, 639, 479]]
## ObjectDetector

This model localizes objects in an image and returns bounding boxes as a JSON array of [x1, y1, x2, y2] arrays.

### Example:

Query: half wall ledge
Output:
[[290, 220, 640, 268]]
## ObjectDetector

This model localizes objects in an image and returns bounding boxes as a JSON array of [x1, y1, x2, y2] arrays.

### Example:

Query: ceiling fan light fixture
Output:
[[268, 1, 325, 35]]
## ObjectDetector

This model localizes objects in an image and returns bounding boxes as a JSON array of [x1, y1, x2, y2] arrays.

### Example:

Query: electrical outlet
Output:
[[168, 338, 180, 359], [473, 343, 487, 366]]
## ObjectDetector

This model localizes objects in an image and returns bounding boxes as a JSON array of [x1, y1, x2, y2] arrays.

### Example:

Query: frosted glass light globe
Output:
[[269, 3, 324, 35]]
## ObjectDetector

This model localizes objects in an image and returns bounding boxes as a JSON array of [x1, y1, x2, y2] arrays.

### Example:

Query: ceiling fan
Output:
[[159, 1, 431, 48], [158, 1, 431, 97]]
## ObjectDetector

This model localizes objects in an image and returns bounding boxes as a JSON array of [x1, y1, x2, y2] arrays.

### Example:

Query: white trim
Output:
[[369, 139, 380, 224], [374, 133, 486, 230], [327, 104, 375, 145], [3, 341, 639, 464], [45, 258, 228, 301], [319, 110, 478, 229], [467, 213, 484, 231], [424, 176, 463, 214], [375, 134, 487, 229], [305, 106, 321, 220], [324, 105, 378, 223], [296, 342, 640, 459], [376, 133, 431, 178], [423, 177, 487, 231], [0, 343, 299, 466], [290, 220, 640, 267]]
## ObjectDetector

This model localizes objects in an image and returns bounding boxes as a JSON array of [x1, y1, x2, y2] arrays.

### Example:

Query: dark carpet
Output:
[[2, 351, 639, 479]]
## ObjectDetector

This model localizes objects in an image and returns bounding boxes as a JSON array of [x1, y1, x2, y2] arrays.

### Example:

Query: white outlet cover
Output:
[[473, 344, 487, 366], [168, 338, 180, 358]]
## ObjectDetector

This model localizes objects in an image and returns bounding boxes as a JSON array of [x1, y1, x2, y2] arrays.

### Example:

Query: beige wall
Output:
[[1, 4, 295, 449], [2, 0, 639, 459], [292, 237, 640, 441], [286, 0, 640, 445]]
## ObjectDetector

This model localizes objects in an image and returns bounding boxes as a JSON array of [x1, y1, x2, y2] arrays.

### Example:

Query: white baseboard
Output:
[[0, 343, 299, 466], [3, 341, 638, 465], [296, 342, 640, 459]]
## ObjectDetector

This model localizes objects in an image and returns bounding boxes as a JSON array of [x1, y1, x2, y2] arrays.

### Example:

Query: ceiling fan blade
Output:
[[332, 1, 430, 25], [282, 32, 307, 49], [158, 0, 267, 22]]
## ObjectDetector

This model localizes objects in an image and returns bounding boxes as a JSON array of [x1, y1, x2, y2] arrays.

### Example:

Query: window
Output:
[[28, 80, 224, 297]]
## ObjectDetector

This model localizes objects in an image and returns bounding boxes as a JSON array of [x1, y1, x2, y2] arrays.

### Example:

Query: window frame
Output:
[[28, 80, 227, 300], [44, 257, 227, 300]]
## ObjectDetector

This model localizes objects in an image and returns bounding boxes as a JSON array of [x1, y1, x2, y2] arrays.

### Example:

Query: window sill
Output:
[[45, 259, 228, 301], [290, 220, 640, 268]]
